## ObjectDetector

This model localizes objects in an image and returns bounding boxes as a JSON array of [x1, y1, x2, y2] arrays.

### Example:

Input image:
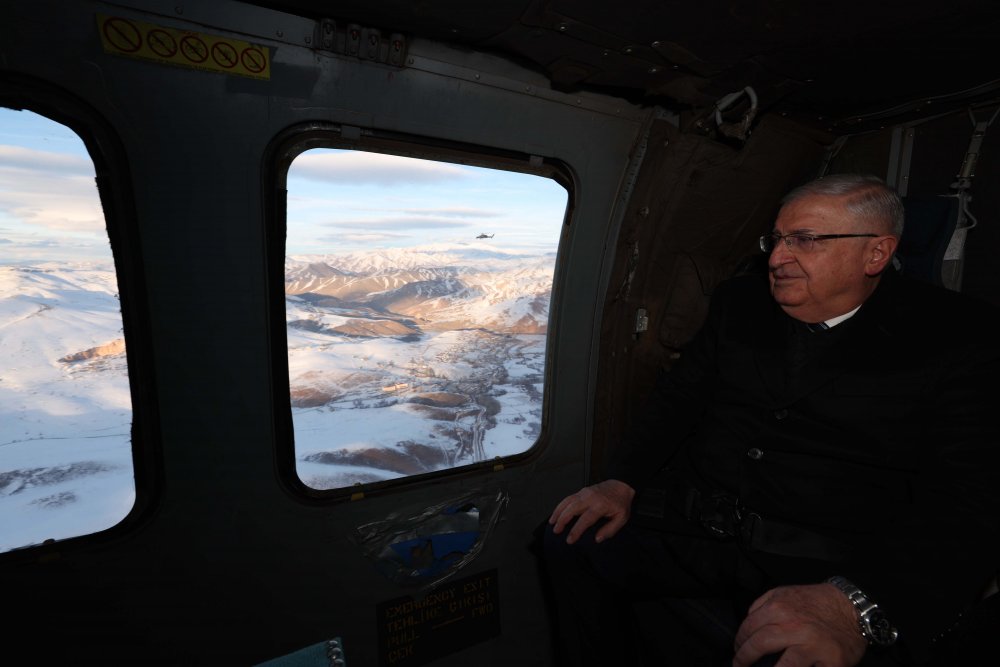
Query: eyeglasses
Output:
[[759, 232, 878, 254]]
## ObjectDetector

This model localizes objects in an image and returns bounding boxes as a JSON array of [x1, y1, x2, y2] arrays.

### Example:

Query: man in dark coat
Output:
[[542, 174, 1000, 666]]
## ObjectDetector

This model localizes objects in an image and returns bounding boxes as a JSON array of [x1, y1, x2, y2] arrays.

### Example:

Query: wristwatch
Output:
[[827, 576, 899, 647]]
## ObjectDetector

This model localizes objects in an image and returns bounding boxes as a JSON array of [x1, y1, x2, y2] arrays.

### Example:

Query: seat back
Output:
[[895, 195, 961, 287]]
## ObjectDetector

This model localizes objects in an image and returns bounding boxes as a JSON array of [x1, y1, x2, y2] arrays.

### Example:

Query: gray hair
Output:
[[781, 173, 904, 237]]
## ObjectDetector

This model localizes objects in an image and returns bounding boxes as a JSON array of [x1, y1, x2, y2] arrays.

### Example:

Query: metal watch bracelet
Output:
[[827, 575, 899, 647]]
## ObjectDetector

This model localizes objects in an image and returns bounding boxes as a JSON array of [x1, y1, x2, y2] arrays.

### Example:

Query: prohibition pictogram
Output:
[[102, 17, 142, 53], [98, 13, 270, 79], [211, 42, 238, 69], [241, 46, 267, 74], [147, 29, 177, 59], [179, 34, 208, 63]]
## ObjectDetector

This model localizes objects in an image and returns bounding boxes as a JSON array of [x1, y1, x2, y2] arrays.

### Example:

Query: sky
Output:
[[287, 149, 567, 255], [0, 107, 569, 262], [0, 110, 109, 264]]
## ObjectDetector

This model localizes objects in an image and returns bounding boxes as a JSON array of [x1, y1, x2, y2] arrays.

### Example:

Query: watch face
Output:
[[865, 610, 899, 646]]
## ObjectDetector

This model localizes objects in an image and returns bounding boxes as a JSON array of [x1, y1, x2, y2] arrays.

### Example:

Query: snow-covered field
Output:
[[1, 245, 552, 551]]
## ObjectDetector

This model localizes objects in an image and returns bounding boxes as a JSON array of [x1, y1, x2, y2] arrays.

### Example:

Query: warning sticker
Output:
[[376, 569, 501, 666], [97, 14, 270, 80]]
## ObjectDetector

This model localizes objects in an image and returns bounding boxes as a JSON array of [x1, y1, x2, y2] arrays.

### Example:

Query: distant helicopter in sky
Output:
[[477, 233, 494, 239]]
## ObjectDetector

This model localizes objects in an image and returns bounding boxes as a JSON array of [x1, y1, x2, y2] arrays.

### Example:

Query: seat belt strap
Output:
[[941, 106, 1000, 290]]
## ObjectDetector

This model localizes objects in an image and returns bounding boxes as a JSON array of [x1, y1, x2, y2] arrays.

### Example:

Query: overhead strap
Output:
[[713, 86, 758, 141], [940, 105, 1000, 290]]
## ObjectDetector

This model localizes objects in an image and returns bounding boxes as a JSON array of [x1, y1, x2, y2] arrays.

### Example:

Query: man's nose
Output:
[[768, 242, 794, 268]]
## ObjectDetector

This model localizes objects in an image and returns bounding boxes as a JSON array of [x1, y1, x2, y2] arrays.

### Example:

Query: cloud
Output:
[[319, 232, 410, 244], [286, 197, 502, 223], [6, 237, 62, 248], [0, 158, 105, 234], [0, 235, 112, 263], [290, 151, 469, 186], [325, 216, 471, 230], [0, 145, 94, 176], [400, 207, 500, 218], [0, 189, 105, 234]]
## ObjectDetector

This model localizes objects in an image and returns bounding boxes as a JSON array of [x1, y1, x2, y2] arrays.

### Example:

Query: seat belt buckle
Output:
[[697, 491, 742, 539]]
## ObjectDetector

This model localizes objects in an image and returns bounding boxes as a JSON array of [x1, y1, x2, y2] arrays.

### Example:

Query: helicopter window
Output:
[[0, 107, 135, 553], [284, 148, 567, 490]]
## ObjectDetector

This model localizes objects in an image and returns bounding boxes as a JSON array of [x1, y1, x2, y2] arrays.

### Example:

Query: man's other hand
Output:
[[548, 479, 636, 545], [733, 583, 867, 667]]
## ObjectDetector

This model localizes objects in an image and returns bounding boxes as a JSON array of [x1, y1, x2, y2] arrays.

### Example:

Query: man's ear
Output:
[[865, 236, 899, 276]]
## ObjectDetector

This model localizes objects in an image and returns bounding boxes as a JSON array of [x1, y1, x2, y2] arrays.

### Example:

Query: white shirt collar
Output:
[[823, 305, 862, 329]]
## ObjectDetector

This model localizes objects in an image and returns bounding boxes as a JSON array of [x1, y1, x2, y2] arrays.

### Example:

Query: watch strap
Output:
[[827, 575, 898, 646]]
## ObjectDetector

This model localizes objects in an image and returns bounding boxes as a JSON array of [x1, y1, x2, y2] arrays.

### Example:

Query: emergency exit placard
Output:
[[97, 14, 271, 80]]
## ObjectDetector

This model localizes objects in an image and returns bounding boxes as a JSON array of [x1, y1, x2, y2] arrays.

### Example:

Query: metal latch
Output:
[[314, 18, 407, 67], [634, 308, 649, 334]]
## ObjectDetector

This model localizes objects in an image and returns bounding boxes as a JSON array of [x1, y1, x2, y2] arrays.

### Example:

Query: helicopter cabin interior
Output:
[[2, 0, 1000, 665]]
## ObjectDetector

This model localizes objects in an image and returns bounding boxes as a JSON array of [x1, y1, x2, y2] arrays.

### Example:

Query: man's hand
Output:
[[548, 479, 636, 545], [733, 583, 867, 667]]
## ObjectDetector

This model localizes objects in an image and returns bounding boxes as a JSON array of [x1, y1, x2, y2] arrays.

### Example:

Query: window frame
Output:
[[0, 73, 160, 559], [263, 122, 573, 500]]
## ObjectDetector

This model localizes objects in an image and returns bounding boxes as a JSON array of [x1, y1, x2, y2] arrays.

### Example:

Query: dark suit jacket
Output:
[[608, 268, 1000, 662]]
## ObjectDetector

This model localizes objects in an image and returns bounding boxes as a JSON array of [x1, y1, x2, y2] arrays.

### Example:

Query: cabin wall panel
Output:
[[2, 1, 651, 664]]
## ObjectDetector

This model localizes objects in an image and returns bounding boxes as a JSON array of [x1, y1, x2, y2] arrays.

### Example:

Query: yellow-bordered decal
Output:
[[97, 14, 271, 80]]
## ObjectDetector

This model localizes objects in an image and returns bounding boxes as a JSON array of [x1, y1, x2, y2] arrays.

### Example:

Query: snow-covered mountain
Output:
[[285, 243, 552, 488], [286, 243, 555, 334]]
